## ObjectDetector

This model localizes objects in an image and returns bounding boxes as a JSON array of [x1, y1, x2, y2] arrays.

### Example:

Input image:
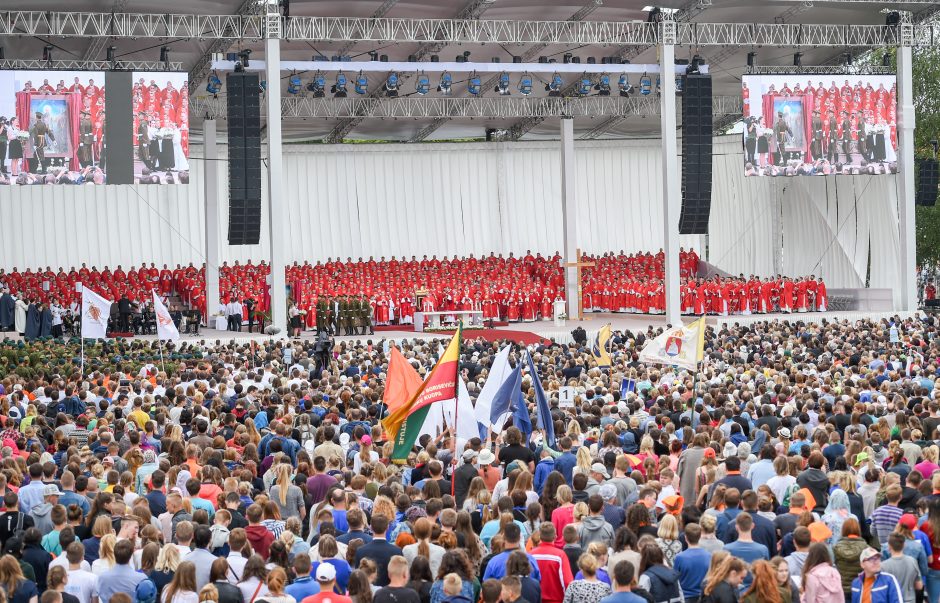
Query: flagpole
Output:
[[158, 337, 166, 374], [80, 335, 85, 377], [451, 322, 463, 498]]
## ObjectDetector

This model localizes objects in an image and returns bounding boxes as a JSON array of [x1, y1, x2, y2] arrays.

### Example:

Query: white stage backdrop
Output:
[[0, 136, 903, 301]]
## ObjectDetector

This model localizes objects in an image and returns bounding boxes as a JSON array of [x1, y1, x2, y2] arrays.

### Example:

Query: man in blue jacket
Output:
[[852, 547, 903, 603], [534, 448, 555, 495], [554, 437, 577, 485]]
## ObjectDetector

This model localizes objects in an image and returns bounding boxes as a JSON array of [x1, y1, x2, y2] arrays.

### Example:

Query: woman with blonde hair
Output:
[[915, 445, 940, 480], [551, 485, 576, 547], [91, 534, 117, 576], [563, 553, 611, 603], [654, 514, 683, 566], [574, 447, 593, 477], [636, 436, 657, 477], [269, 464, 305, 521], [162, 561, 199, 603], [0, 555, 36, 603], [197, 585, 219, 603]]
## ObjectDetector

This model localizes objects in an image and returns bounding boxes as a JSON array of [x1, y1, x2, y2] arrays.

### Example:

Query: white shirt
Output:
[[226, 553, 248, 584], [64, 568, 99, 603], [50, 557, 91, 572]]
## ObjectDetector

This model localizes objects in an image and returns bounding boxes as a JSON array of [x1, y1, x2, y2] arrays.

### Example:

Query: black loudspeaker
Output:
[[679, 74, 713, 235], [227, 74, 262, 245], [917, 158, 939, 207]]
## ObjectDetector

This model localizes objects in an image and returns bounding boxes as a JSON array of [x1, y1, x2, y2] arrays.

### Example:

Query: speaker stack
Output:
[[227, 73, 263, 245], [917, 158, 939, 207], [679, 74, 713, 235]]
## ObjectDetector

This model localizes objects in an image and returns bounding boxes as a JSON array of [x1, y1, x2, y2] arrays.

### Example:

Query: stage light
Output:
[[495, 72, 511, 96], [280, 0, 290, 18], [415, 72, 431, 95], [576, 74, 592, 96], [355, 71, 368, 94], [206, 71, 222, 95], [843, 52, 853, 66], [618, 73, 632, 97], [639, 72, 652, 95], [747, 51, 756, 68], [259, 80, 267, 92], [238, 50, 251, 68], [437, 71, 453, 95], [546, 72, 563, 97], [595, 74, 611, 96], [368, 51, 379, 61], [793, 52, 803, 67], [42, 45, 52, 62], [688, 54, 702, 74], [160, 46, 170, 65], [517, 73, 533, 96], [467, 72, 482, 96], [563, 53, 573, 64], [106, 46, 116, 65], [287, 73, 302, 95], [331, 71, 348, 97], [306, 71, 326, 97], [384, 72, 400, 97]]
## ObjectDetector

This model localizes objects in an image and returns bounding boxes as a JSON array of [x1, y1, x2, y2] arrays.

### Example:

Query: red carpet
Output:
[[374, 324, 412, 332]]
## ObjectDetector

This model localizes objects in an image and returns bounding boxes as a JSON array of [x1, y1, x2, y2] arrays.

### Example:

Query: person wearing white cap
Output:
[[29, 484, 63, 535], [851, 546, 904, 603], [453, 448, 479, 508], [305, 562, 352, 603]]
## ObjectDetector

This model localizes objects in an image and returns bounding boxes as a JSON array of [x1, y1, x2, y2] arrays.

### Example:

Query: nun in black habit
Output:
[[24, 301, 40, 340], [39, 304, 53, 338], [0, 290, 13, 331]]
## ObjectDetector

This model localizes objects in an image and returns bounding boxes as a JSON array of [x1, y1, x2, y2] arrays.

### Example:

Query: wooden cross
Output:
[[563, 248, 594, 321]]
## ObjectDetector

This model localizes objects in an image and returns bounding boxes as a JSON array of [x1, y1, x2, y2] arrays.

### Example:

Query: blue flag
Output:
[[490, 363, 521, 430], [527, 351, 555, 448], [621, 378, 636, 399], [511, 367, 532, 439]]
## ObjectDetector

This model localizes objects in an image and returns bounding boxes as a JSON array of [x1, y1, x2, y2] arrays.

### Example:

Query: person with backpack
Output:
[[636, 544, 682, 603], [0, 492, 34, 547]]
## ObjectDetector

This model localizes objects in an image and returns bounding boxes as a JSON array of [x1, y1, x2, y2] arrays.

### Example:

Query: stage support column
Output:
[[897, 28, 917, 312], [203, 119, 220, 327], [560, 117, 580, 320], [265, 4, 288, 337], [660, 35, 682, 325]]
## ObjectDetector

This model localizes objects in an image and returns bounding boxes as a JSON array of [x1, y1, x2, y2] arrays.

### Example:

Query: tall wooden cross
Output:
[[563, 248, 594, 321]]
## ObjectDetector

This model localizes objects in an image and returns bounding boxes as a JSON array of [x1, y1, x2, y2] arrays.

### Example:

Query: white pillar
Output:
[[203, 120, 220, 327], [660, 43, 682, 325], [265, 35, 288, 336], [560, 117, 579, 319], [897, 43, 917, 311]]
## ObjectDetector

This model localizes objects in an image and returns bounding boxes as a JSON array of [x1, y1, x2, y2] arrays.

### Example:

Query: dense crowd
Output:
[[0, 314, 934, 603]]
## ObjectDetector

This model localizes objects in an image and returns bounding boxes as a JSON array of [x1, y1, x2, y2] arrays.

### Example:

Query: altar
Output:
[[413, 310, 484, 332]]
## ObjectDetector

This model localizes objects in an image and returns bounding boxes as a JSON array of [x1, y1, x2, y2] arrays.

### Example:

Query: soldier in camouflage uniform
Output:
[[316, 296, 328, 333], [339, 296, 350, 335], [363, 296, 375, 335]]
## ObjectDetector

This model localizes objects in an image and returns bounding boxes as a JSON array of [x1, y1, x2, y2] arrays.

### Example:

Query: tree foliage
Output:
[[906, 47, 940, 264]]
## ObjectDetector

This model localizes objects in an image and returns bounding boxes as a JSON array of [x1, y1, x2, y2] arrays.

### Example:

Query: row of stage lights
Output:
[[275, 70, 670, 98]]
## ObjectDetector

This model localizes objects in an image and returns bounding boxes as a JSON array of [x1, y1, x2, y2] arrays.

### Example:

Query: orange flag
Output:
[[381, 346, 423, 438]]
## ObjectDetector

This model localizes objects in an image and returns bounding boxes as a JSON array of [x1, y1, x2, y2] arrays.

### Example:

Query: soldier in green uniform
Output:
[[316, 296, 328, 333], [30, 111, 55, 173], [363, 296, 375, 335], [350, 296, 362, 335], [338, 295, 350, 335]]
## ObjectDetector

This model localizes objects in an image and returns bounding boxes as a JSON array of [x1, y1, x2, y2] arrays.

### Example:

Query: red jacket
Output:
[[529, 543, 574, 603], [245, 524, 274, 560]]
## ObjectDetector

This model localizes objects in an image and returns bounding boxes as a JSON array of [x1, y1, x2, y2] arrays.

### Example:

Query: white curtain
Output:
[[0, 137, 901, 302]]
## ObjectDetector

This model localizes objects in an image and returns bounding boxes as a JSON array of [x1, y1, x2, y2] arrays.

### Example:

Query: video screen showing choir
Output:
[[132, 71, 190, 184], [0, 70, 108, 185], [741, 74, 898, 177]]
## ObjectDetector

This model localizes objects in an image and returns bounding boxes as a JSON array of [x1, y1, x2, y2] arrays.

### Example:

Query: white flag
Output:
[[152, 290, 180, 341], [81, 287, 112, 339], [474, 344, 513, 432], [638, 316, 707, 371]]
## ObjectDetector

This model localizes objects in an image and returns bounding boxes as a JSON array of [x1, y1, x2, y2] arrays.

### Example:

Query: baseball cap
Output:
[[462, 449, 478, 463], [703, 448, 716, 459], [779, 427, 791, 439], [899, 514, 918, 530], [859, 547, 881, 563], [316, 564, 337, 582], [361, 435, 372, 446], [590, 463, 610, 479], [43, 484, 64, 497], [598, 484, 617, 500]]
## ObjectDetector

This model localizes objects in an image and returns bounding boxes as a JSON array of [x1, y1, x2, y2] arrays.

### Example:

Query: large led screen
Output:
[[741, 74, 897, 176], [0, 70, 189, 185]]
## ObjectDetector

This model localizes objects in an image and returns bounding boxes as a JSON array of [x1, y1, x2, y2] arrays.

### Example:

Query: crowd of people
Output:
[[0, 314, 933, 603], [0, 251, 832, 337]]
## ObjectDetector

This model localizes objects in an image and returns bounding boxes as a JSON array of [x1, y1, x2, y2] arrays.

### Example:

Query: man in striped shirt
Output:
[[871, 484, 905, 546]]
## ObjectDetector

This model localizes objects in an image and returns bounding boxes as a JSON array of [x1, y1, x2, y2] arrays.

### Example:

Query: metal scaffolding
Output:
[[188, 0, 265, 94], [0, 11, 936, 47], [0, 58, 183, 71], [189, 93, 743, 122]]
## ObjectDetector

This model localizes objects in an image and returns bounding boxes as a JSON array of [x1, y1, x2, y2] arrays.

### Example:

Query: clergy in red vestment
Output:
[[780, 278, 794, 313], [816, 278, 828, 311], [540, 295, 552, 321], [523, 295, 537, 322]]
